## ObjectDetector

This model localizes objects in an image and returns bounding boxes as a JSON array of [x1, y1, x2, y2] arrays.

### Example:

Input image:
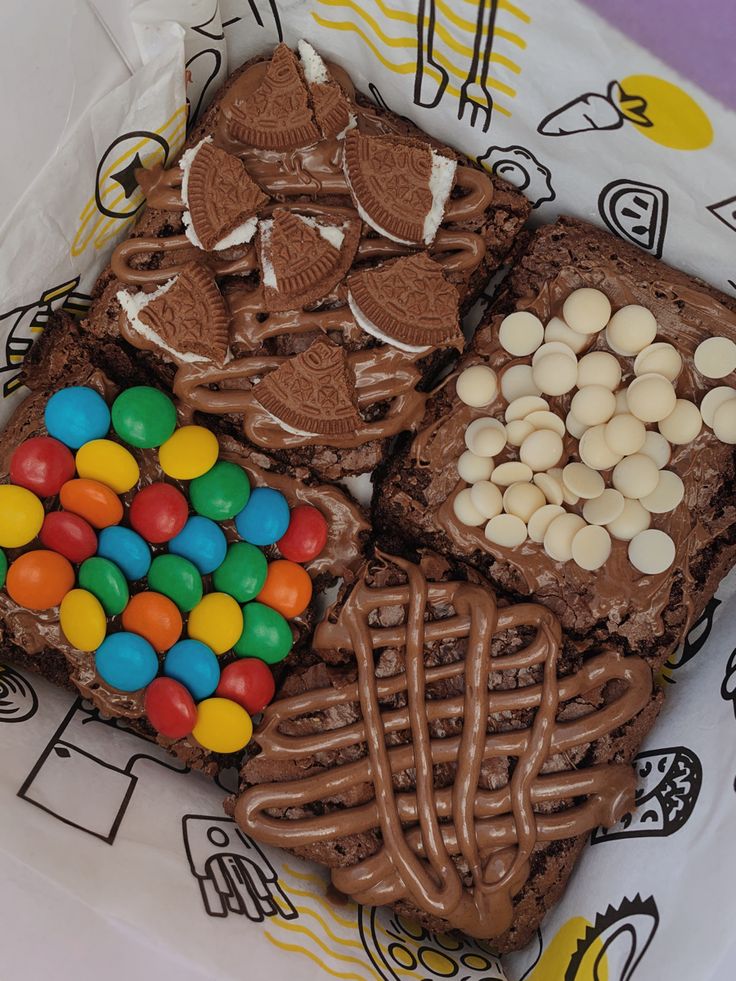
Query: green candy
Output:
[[111, 386, 177, 449], [234, 601, 293, 663], [78, 557, 129, 616], [212, 542, 267, 603], [148, 554, 203, 612], [189, 461, 250, 521], [0, 548, 7, 589]]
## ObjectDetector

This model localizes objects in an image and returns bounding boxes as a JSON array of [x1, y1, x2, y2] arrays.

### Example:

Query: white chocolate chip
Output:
[[639, 470, 685, 513], [658, 399, 702, 445], [503, 482, 546, 522], [634, 342, 682, 381], [505, 395, 549, 422], [491, 461, 534, 486], [694, 336, 736, 379], [532, 341, 577, 365], [456, 365, 498, 407], [628, 528, 675, 574], [712, 399, 736, 443], [506, 419, 535, 446], [565, 411, 589, 440], [563, 462, 605, 499], [614, 388, 630, 416], [562, 288, 611, 335], [465, 417, 507, 456], [484, 513, 528, 548], [576, 351, 622, 390], [532, 354, 578, 397], [544, 316, 589, 354], [626, 373, 677, 423], [533, 472, 564, 506], [470, 480, 504, 519], [457, 450, 494, 484], [525, 410, 566, 438], [544, 512, 587, 562], [519, 430, 564, 472], [578, 425, 623, 471], [611, 453, 659, 499], [570, 385, 616, 427], [606, 498, 651, 541], [549, 466, 580, 506], [604, 413, 647, 456], [501, 364, 542, 402], [453, 488, 485, 526], [701, 386, 736, 428], [498, 311, 545, 357], [571, 524, 612, 571], [605, 305, 657, 355], [583, 488, 625, 525], [640, 431, 671, 469], [528, 504, 566, 543]]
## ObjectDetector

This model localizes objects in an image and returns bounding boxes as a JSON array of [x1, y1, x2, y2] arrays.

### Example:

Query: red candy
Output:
[[39, 511, 97, 563], [216, 658, 275, 715], [144, 677, 197, 739], [129, 483, 189, 543], [10, 436, 75, 497], [277, 505, 328, 563]]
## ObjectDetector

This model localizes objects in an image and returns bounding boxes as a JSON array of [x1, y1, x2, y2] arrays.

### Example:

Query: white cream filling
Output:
[[347, 291, 430, 354], [295, 213, 345, 250], [424, 152, 457, 245], [212, 216, 258, 251], [117, 280, 210, 364], [259, 403, 320, 437], [336, 113, 357, 140], [258, 220, 277, 288], [298, 39, 329, 84]]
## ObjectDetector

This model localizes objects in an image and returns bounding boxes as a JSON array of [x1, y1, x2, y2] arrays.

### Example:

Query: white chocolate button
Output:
[[701, 386, 736, 428], [456, 365, 498, 408], [532, 341, 577, 365], [606, 498, 651, 541], [694, 336, 736, 379], [639, 470, 685, 513], [525, 410, 566, 438], [712, 399, 736, 443], [506, 419, 535, 446], [658, 399, 702, 445], [453, 488, 485, 526], [605, 305, 657, 355], [498, 311, 545, 357], [604, 413, 647, 456], [470, 481, 503, 519], [484, 513, 527, 548], [614, 388, 630, 416], [572, 524, 612, 571], [532, 354, 578, 396], [626, 373, 677, 423], [503, 482, 546, 522], [528, 504, 565, 543], [491, 461, 534, 486], [505, 395, 549, 422], [633, 342, 682, 381], [563, 462, 605, 499], [628, 528, 675, 574], [548, 467, 579, 505], [611, 454, 659, 498], [576, 351, 622, 390], [570, 386, 616, 427], [565, 411, 588, 439], [533, 472, 564, 506], [562, 288, 611, 335], [543, 512, 586, 562], [640, 431, 671, 469], [544, 316, 589, 354], [582, 488, 625, 525], [519, 430, 564, 471], [501, 364, 541, 402], [457, 450, 494, 484], [465, 417, 507, 457], [579, 425, 623, 470]]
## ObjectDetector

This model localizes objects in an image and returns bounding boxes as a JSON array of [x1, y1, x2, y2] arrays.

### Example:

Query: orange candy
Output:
[[122, 591, 183, 652], [59, 478, 123, 529], [256, 559, 312, 619], [7, 550, 75, 610]]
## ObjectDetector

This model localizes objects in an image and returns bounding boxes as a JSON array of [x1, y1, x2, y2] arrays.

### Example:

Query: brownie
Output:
[[374, 217, 736, 668], [80, 42, 530, 481], [230, 551, 662, 951]]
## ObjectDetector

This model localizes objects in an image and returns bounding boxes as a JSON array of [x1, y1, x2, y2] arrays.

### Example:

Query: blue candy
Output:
[[235, 487, 290, 546], [164, 639, 220, 701], [169, 516, 227, 575], [97, 526, 152, 581], [44, 386, 111, 450], [95, 632, 158, 692]]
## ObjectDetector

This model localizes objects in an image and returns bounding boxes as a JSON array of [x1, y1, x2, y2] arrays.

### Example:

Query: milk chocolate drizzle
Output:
[[235, 554, 652, 937]]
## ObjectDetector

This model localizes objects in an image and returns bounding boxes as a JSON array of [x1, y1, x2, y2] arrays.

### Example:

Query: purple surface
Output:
[[582, 0, 736, 110]]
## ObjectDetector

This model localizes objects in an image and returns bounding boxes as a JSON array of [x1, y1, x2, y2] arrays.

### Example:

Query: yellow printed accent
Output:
[[30, 326, 45, 334], [435, 21, 521, 71], [343, 0, 417, 25], [271, 920, 375, 969], [265, 932, 375, 981], [293, 906, 364, 950], [619, 74, 713, 150], [433, 48, 516, 95], [282, 863, 327, 886], [434, 0, 526, 47], [525, 916, 609, 981], [41, 279, 79, 304], [499, 0, 531, 23], [9, 355, 23, 363], [281, 883, 357, 929], [317, 0, 417, 48]]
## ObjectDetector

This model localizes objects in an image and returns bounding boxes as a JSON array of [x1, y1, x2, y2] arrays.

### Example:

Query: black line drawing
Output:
[[182, 814, 297, 921], [367, 83, 412, 126], [591, 746, 702, 844], [477, 144, 555, 209], [414, 0, 447, 109], [95, 131, 171, 220], [186, 47, 224, 126], [664, 596, 721, 681], [564, 895, 659, 981], [245, 0, 283, 43], [0, 664, 38, 723], [539, 81, 652, 138], [707, 195, 736, 234], [192, 2, 226, 40], [18, 697, 186, 843], [598, 179, 669, 259], [720, 646, 736, 718]]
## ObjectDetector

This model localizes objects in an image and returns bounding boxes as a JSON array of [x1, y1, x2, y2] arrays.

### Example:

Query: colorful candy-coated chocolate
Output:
[[122, 591, 183, 652], [189, 461, 250, 521], [78, 556, 129, 616], [277, 505, 328, 563], [216, 658, 275, 715], [59, 588, 106, 651], [44, 386, 111, 450], [158, 425, 219, 480], [164, 639, 221, 701], [234, 487, 290, 547], [10, 436, 75, 497], [0, 549, 6, 590], [192, 697, 253, 754], [147, 554, 203, 612], [169, 516, 227, 575], [257, 559, 313, 619], [234, 602, 293, 663], [187, 592, 243, 655], [144, 677, 197, 740], [39, 511, 97, 564], [6, 550, 75, 610], [111, 386, 177, 449], [0, 484, 45, 548], [95, 632, 159, 692], [59, 478, 123, 529], [75, 439, 140, 494], [97, 526, 151, 581], [129, 483, 188, 543], [212, 542, 267, 604]]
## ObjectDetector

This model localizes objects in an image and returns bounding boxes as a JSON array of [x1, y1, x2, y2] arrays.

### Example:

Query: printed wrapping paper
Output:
[[1, 1, 736, 978]]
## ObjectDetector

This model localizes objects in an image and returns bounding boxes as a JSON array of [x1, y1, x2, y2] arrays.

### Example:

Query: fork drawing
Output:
[[457, 0, 499, 133]]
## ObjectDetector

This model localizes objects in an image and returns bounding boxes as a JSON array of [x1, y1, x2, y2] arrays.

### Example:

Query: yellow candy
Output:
[[75, 439, 140, 494], [0, 485, 44, 548], [187, 592, 243, 655], [159, 426, 218, 480], [59, 588, 107, 651], [192, 697, 253, 753]]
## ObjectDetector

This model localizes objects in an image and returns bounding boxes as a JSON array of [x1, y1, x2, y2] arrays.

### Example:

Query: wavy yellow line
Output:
[[294, 906, 364, 950], [433, 48, 516, 95], [500, 0, 532, 22], [434, 20, 520, 70], [283, 863, 327, 886], [435, 0, 526, 46], [98, 106, 187, 186], [265, 931, 375, 981], [274, 919, 374, 968], [282, 882, 357, 928], [324, 0, 416, 25]]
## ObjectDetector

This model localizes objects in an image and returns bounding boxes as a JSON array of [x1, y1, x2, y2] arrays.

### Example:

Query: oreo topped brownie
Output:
[[82, 41, 530, 480]]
